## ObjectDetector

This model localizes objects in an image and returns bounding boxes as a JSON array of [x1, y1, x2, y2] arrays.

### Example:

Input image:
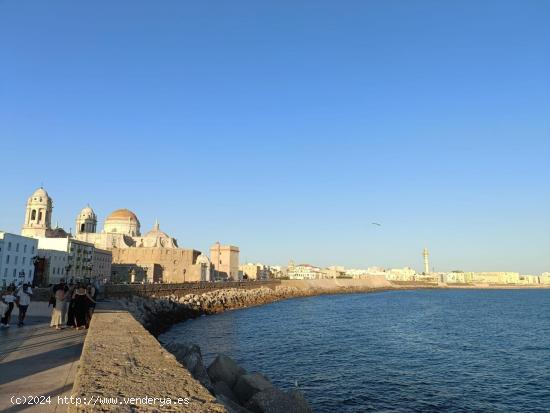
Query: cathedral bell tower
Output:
[[76, 205, 97, 234], [22, 187, 53, 238]]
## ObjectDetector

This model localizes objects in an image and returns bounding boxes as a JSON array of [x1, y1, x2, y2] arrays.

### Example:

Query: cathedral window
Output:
[[38, 211, 43, 222], [31, 210, 36, 220]]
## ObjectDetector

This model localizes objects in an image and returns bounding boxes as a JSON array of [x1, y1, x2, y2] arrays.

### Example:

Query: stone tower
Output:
[[22, 187, 53, 238], [423, 248, 430, 274], [76, 205, 97, 234]]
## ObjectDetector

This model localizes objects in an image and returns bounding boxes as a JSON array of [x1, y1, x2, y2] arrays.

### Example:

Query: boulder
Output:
[[165, 343, 212, 390], [245, 388, 312, 413], [233, 373, 273, 404], [207, 355, 246, 388], [213, 380, 239, 404], [216, 394, 253, 413]]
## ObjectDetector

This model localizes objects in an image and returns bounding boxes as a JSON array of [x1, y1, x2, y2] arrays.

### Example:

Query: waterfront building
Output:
[[385, 267, 417, 281], [288, 264, 323, 280], [0, 232, 38, 287], [36, 248, 68, 285], [540, 273, 550, 285], [239, 263, 270, 280], [92, 248, 112, 284], [19, 188, 219, 283], [211, 242, 240, 281], [324, 266, 346, 278], [37, 237, 94, 281]]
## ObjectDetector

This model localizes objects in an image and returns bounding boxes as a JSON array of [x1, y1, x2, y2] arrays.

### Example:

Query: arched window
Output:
[[31, 210, 36, 220], [38, 211, 43, 222], [80, 223, 85, 232]]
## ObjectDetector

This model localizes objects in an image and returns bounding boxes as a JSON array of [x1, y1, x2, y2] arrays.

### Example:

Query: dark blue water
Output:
[[159, 290, 550, 412]]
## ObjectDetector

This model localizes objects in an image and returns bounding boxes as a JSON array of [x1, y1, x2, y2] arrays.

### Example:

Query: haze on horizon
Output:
[[1, 1, 549, 274]]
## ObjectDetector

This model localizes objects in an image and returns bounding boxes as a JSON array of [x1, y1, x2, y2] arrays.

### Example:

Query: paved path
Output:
[[0, 301, 86, 413]]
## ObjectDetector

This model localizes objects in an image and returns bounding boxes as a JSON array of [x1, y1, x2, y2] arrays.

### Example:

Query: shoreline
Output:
[[118, 278, 550, 338]]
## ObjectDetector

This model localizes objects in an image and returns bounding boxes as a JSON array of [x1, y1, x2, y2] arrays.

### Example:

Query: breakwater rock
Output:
[[119, 281, 393, 336], [119, 285, 313, 336], [163, 342, 312, 413]]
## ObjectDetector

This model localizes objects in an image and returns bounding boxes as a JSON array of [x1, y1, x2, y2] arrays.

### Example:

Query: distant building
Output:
[[385, 267, 417, 281], [239, 263, 270, 280], [92, 248, 112, 284], [0, 232, 38, 287], [211, 242, 240, 280], [36, 248, 68, 285], [288, 264, 322, 280], [37, 237, 94, 281]]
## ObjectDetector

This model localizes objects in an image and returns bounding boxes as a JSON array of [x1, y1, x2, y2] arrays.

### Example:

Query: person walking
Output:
[[16, 283, 33, 327], [65, 281, 76, 328], [73, 283, 96, 330], [51, 279, 68, 329], [1, 287, 16, 327]]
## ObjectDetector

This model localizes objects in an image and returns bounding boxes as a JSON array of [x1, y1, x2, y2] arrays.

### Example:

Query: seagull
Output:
[[372, 222, 382, 226]]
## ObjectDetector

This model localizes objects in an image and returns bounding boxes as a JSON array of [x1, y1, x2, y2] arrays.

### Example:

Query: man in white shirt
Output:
[[16, 283, 33, 327]]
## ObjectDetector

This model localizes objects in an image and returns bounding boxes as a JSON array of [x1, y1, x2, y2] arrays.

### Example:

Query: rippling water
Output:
[[159, 289, 550, 412]]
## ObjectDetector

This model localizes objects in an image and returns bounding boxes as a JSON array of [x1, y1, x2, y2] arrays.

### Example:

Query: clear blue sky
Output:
[[1, 1, 549, 273]]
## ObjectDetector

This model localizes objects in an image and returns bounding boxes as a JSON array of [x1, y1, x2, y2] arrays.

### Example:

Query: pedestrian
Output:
[[66, 281, 76, 328], [73, 283, 96, 330], [87, 282, 98, 320], [1, 286, 17, 327], [16, 283, 33, 327], [51, 279, 68, 329]]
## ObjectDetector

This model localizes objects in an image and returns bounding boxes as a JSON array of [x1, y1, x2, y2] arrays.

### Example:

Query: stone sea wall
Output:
[[118, 277, 394, 336], [68, 303, 226, 413]]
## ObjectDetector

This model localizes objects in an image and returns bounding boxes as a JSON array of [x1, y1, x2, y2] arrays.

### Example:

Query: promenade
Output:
[[0, 301, 86, 413]]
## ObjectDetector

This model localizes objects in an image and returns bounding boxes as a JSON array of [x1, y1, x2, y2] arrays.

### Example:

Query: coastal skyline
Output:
[[1, 1, 549, 273]]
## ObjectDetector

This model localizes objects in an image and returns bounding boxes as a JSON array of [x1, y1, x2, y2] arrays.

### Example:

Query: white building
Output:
[[37, 248, 68, 285], [37, 237, 94, 281], [0, 232, 38, 287], [92, 248, 112, 284], [288, 264, 323, 280], [385, 267, 417, 281]]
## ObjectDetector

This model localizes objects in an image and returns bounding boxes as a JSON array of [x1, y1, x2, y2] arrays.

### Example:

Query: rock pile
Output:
[[163, 342, 312, 413], [120, 286, 311, 336]]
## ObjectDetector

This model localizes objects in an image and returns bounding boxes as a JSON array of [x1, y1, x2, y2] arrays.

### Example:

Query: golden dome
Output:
[[105, 208, 139, 222]]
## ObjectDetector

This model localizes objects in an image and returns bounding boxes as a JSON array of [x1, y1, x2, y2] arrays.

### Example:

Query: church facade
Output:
[[21, 187, 221, 284]]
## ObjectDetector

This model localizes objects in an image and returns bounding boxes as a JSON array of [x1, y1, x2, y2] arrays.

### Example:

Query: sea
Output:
[[159, 289, 550, 412]]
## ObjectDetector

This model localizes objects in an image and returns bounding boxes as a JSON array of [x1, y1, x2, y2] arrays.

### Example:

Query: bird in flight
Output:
[[372, 222, 382, 226]]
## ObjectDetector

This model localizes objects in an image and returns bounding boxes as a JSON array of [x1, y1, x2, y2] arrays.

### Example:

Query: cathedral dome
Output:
[[104, 208, 141, 236], [79, 206, 96, 219], [141, 220, 178, 248], [106, 208, 139, 222], [32, 187, 49, 198]]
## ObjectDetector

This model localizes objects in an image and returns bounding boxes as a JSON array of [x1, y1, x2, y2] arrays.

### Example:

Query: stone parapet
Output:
[[103, 280, 281, 298], [68, 302, 226, 412]]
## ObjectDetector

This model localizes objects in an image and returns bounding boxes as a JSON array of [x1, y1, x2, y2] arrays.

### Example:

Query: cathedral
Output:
[[21, 187, 213, 283]]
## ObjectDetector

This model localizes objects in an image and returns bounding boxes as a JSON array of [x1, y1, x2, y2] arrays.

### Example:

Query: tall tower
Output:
[[76, 206, 97, 234], [22, 187, 53, 238], [423, 248, 430, 274]]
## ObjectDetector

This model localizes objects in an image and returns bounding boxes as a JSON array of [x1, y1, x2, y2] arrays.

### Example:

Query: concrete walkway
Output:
[[0, 301, 86, 413]]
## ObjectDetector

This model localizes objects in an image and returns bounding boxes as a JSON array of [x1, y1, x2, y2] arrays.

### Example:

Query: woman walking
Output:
[[72, 283, 96, 330], [66, 282, 76, 328], [50, 283, 66, 329]]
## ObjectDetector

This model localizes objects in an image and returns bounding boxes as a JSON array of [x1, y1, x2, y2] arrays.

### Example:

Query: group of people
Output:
[[50, 278, 98, 330], [1, 282, 33, 327]]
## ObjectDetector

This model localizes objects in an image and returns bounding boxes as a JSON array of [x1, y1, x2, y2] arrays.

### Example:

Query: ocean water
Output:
[[159, 289, 550, 412]]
